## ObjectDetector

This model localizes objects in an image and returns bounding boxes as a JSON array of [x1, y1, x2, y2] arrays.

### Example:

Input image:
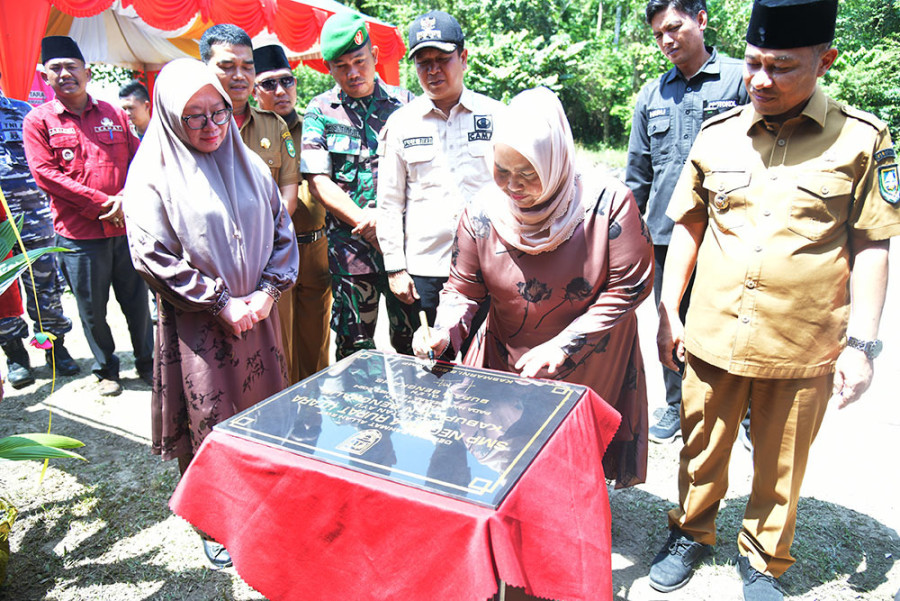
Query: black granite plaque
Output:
[[216, 350, 584, 508]]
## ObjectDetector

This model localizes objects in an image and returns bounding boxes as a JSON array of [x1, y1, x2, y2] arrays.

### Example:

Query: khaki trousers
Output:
[[668, 353, 831, 577], [277, 235, 332, 385]]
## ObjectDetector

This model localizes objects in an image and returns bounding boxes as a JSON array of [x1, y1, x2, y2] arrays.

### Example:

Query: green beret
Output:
[[321, 12, 369, 62]]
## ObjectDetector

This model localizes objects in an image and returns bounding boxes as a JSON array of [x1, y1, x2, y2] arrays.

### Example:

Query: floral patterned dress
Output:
[[436, 176, 654, 487]]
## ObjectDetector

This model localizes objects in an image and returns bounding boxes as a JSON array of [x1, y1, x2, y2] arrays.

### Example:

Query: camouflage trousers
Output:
[[330, 271, 419, 360], [0, 187, 72, 345]]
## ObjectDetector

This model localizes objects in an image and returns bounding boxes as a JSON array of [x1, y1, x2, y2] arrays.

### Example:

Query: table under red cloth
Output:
[[170, 387, 621, 601]]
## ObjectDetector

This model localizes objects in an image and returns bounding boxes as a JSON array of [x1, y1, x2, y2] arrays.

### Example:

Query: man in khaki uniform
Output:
[[201, 25, 301, 378], [651, 1, 900, 600], [200, 25, 299, 213], [253, 44, 331, 383]]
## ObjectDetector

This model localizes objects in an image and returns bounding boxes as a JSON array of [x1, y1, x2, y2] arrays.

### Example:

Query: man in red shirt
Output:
[[22, 36, 153, 396]]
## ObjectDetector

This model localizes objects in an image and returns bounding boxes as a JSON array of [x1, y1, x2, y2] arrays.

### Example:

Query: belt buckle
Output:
[[297, 227, 324, 244]]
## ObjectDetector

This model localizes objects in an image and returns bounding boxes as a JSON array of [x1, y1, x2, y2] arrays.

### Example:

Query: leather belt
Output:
[[297, 227, 325, 244]]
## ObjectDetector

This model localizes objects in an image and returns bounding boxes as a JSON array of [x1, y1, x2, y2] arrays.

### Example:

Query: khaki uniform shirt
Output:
[[669, 87, 900, 379], [376, 88, 505, 276], [239, 105, 299, 189], [286, 114, 325, 233]]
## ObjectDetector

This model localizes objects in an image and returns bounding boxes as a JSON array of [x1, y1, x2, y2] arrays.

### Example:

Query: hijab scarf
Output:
[[124, 58, 279, 297], [485, 87, 586, 255]]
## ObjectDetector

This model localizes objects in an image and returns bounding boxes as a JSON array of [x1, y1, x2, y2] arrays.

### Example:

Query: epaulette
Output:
[[699, 105, 743, 131], [840, 103, 888, 133]]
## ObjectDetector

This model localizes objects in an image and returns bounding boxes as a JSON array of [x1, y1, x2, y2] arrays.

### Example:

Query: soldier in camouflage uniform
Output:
[[0, 71, 79, 388], [301, 12, 418, 360]]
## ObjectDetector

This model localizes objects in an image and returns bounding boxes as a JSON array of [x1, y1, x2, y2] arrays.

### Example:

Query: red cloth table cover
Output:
[[170, 387, 621, 601]]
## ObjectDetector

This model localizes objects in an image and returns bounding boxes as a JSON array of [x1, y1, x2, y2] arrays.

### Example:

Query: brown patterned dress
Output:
[[435, 176, 654, 487]]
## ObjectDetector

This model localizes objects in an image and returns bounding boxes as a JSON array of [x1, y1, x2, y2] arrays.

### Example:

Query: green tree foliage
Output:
[[824, 0, 900, 134], [352, 0, 899, 146], [823, 35, 900, 134]]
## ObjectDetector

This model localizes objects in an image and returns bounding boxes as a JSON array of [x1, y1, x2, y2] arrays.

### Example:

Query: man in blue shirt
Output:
[[625, 0, 748, 442]]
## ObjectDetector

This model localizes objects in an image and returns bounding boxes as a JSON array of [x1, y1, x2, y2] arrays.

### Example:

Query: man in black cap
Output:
[[375, 10, 502, 348], [651, 1, 900, 599], [626, 0, 748, 444], [22, 36, 153, 397], [252, 44, 331, 384]]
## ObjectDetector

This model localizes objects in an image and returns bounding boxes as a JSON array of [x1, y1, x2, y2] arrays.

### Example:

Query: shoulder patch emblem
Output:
[[878, 164, 899, 204], [285, 137, 297, 158], [875, 148, 896, 163]]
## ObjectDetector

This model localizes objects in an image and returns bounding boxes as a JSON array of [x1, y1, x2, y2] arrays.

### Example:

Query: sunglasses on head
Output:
[[255, 76, 296, 92]]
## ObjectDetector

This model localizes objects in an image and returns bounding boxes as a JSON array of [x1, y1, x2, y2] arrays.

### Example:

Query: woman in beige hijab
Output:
[[124, 58, 298, 566], [413, 87, 653, 488]]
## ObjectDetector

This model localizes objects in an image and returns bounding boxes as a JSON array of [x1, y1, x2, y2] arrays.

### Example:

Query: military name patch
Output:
[[48, 127, 76, 136], [705, 100, 737, 111], [878, 164, 900, 204], [875, 148, 896, 163], [324, 123, 360, 138], [403, 136, 433, 148], [648, 108, 670, 119]]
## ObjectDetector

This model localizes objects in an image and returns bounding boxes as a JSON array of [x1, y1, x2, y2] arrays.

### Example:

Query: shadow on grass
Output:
[[609, 486, 899, 599], [0, 394, 251, 601]]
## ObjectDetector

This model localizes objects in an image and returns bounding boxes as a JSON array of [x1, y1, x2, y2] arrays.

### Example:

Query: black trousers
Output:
[[411, 274, 488, 359], [653, 244, 693, 408], [56, 234, 153, 380]]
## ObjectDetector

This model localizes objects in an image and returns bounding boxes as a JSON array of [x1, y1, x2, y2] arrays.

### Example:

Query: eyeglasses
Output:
[[255, 76, 296, 92], [181, 107, 233, 130]]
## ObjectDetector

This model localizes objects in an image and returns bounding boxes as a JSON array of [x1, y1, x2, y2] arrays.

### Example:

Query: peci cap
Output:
[[41, 36, 85, 64], [746, 0, 838, 49], [321, 12, 369, 62], [408, 11, 464, 57], [253, 44, 291, 75]]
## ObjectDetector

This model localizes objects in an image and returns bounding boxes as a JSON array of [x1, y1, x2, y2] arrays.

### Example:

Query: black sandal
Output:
[[202, 539, 233, 569]]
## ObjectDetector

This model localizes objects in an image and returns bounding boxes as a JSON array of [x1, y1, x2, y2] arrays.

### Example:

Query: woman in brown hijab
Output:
[[413, 87, 653, 489], [124, 59, 298, 566]]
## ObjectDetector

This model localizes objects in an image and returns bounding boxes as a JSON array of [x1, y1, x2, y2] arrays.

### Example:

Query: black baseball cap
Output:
[[408, 11, 464, 57]]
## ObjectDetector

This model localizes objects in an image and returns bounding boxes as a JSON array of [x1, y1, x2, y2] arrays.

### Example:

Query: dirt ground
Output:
[[1, 246, 899, 600]]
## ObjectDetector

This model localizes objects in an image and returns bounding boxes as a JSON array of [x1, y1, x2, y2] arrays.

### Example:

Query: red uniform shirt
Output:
[[22, 96, 139, 240]]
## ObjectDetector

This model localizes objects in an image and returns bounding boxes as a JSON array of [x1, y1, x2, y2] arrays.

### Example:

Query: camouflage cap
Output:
[[321, 12, 370, 62]]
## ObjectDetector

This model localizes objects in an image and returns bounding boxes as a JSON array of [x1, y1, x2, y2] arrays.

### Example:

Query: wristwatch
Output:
[[846, 336, 883, 359]]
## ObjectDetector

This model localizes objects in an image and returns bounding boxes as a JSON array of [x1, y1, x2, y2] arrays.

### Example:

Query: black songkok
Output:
[[253, 45, 291, 75], [41, 36, 85, 64], [746, 0, 838, 49]]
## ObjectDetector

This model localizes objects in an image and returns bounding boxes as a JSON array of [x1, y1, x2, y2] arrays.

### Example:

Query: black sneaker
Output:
[[649, 528, 710, 592], [737, 556, 783, 601], [649, 405, 681, 443]]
